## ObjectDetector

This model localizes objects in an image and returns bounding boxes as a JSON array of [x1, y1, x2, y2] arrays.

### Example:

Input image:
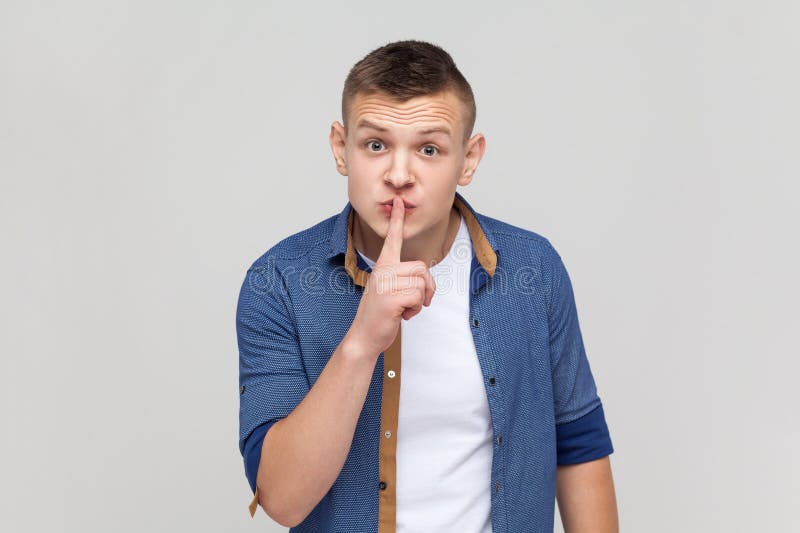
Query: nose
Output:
[[384, 151, 414, 188]]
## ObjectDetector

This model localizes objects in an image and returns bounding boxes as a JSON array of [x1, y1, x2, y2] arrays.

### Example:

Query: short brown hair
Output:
[[342, 40, 476, 140]]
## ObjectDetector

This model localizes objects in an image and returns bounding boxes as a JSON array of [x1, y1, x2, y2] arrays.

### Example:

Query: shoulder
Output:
[[237, 211, 341, 307], [471, 210, 569, 313], [246, 212, 339, 272], [473, 210, 559, 262]]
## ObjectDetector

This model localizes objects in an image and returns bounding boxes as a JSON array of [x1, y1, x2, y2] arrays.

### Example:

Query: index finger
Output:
[[376, 197, 404, 265]]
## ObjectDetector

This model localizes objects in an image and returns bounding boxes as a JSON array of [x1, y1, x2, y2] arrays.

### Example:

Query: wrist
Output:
[[339, 331, 378, 363]]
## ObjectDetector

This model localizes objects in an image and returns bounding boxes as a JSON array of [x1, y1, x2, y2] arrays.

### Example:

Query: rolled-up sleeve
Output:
[[237, 259, 309, 516], [545, 242, 614, 465]]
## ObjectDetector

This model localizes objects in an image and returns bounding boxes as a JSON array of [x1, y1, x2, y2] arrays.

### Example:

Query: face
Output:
[[329, 89, 486, 248]]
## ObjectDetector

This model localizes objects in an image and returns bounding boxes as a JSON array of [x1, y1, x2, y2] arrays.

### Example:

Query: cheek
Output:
[[415, 159, 457, 182], [346, 151, 376, 177], [347, 154, 385, 183], [346, 171, 373, 204]]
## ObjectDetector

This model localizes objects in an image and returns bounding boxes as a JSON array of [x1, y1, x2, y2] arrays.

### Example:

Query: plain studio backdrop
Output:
[[1, 1, 798, 532]]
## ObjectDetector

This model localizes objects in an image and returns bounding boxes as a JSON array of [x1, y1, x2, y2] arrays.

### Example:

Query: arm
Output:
[[545, 241, 617, 531], [556, 456, 619, 533], [238, 261, 381, 527], [255, 335, 377, 527], [241, 200, 434, 527]]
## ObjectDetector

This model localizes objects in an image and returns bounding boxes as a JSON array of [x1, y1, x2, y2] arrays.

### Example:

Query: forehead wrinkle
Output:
[[355, 117, 457, 135], [347, 94, 467, 138], [353, 106, 460, 127], [357, 112, 457, 126], [355, 102, 459, 117], [354, 95, 452, 111]]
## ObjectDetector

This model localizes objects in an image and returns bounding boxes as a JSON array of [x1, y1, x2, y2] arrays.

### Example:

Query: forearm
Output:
[[556, 456, 619, 533], [256, 335, 377, 526]]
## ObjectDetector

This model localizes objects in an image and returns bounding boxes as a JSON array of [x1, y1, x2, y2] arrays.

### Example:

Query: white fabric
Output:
[[357, 215, 494, 533]]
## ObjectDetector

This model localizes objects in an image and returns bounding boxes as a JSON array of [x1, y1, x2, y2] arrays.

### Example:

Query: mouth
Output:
[[378, 199, 416, 216], [379, 198, 416, 208]]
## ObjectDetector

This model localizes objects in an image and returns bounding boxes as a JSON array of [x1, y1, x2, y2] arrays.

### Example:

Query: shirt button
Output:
[[488, 377, 496, 386], [384, 430, 392, 438], [496, 435, 503, 445], [379, 481, 387, 490], [240, 385, 246, 395], [387, 370, 396, 378], [472, 317, 479, 328], [494, 480, 500, 493]]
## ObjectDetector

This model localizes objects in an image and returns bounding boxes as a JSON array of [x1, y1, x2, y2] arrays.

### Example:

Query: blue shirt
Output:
[[237, 192, 613, 532]]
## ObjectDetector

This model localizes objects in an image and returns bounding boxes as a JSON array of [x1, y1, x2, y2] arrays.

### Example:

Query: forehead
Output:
[[347, 90, 466, 136]]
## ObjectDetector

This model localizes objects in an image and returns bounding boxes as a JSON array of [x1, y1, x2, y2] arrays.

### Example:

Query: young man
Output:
[[238, 40, 618, 532]]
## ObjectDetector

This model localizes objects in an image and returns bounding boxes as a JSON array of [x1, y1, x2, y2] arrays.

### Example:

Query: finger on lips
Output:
[[374, 196, 436, 310], [377, 197, 405, 266]]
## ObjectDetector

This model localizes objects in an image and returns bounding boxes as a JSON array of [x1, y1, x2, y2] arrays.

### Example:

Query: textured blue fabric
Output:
[[243, 420, 276, 492], [555, 404, 613, 465], [237, 191, 613, 532]]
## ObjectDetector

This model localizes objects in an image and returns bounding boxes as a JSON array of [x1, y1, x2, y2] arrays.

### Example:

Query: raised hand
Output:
[[343, 197, 436, 359]]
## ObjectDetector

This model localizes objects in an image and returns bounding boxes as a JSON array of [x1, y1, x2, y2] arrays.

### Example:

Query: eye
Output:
[[366, 140, 385, 152], [420, 145, 439, 157]]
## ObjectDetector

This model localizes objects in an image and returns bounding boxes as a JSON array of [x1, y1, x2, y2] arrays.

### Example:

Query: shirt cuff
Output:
[[243, 420, 279, 516], [556, 403, 614, 465]]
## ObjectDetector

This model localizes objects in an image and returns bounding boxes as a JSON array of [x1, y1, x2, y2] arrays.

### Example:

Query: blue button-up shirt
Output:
[[237, 192, 613, 532]]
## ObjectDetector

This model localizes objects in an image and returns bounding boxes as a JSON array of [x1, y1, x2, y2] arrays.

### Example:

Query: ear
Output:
[[458, 133, 486, 186], [329, 121, 348, 176]]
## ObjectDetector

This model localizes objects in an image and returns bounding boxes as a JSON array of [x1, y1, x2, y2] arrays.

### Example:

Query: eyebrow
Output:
[[355, 119, 452, 137]]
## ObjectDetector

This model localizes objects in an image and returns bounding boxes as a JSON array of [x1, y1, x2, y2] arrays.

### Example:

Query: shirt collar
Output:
[[327, 191, 498, 288]]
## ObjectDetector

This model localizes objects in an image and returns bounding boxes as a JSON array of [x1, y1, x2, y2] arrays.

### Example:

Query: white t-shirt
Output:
[[357, 215, 494, 533]]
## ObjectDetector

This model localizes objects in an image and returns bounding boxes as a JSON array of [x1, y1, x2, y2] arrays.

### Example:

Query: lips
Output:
[[379, 199, 416, 216], [379, 198, 416, 209]]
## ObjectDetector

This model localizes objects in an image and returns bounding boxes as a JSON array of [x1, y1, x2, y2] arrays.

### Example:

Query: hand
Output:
[[344, 197, 436, 359]]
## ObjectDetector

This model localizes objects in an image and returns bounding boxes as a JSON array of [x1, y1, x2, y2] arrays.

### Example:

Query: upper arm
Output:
[[545, 242, 614, 464], [556, 456, 619, 532], [237, 261, 310, 511]]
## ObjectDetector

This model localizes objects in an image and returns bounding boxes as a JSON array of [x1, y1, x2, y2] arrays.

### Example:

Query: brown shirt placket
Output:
[[344, 197, 496, 533]]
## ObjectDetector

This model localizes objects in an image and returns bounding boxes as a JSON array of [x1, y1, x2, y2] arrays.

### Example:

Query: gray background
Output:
[[2, 1, 798, 532]]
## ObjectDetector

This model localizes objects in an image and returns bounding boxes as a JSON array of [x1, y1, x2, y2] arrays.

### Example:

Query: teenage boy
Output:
[[238, 40, 618, 532]]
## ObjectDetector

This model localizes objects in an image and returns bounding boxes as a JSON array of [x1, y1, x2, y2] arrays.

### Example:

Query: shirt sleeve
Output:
[[545, 242, 614, 465], [237, 260, 310, 516]]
